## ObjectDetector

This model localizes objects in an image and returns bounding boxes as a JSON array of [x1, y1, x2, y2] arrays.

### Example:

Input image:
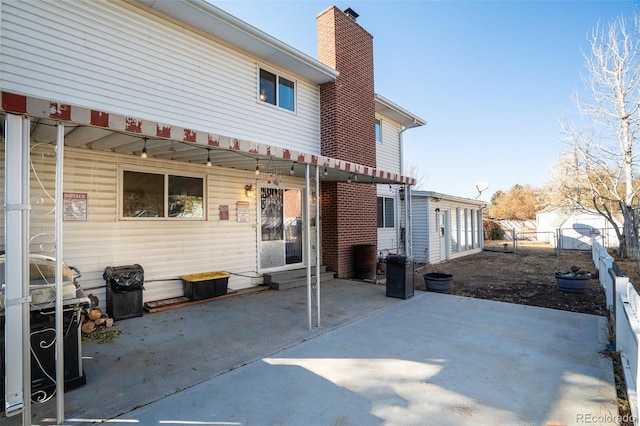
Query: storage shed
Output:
[[536, 207, 621, 250], [411, 192, 486, 264]]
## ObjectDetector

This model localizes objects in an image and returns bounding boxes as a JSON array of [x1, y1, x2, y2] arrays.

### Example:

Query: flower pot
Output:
[[555, 272, 591, 294], [423, 273, 453, 293]]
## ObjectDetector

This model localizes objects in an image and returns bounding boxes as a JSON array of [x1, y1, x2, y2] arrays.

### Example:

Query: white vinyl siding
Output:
[[411, 197, 429, 263], [375, 113, 402, 256], [375, 115, 402, 172], [23, 145, 261, 310], [1, 1, 322, 154], [411, 195, 484, 264], [377, 186, 399, 255]]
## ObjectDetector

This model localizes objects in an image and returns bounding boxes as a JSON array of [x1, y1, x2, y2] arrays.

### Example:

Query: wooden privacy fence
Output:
[[592, 237, 637, 422]]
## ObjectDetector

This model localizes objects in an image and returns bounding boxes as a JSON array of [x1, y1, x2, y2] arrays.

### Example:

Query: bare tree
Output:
[[558, 13, 640, 258], [404, 162, 428, 190]]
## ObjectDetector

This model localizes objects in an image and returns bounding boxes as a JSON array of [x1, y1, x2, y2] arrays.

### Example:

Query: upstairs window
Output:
[[259, 68, 295, 112], [375, 119, 382, 143]]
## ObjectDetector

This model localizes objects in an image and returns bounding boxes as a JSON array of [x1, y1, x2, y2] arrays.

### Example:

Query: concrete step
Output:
[[265, 267, 335, 291], [263, 265, 328, 285]]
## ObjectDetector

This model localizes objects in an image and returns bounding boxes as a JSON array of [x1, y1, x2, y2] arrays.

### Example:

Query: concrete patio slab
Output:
[[2, 280, 618, 425]]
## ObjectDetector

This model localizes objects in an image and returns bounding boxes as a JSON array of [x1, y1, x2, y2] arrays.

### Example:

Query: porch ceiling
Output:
[[17, 117, 407, 185]]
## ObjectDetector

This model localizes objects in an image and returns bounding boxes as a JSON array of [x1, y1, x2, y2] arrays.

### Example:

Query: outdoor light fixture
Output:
[[399, 187, 405, 201], [323, 167, 328, 176], [245, 184, 254, 197], [255, 160, 260, 175], [347, 174, 352, 184], [206, 148, 212, 167], [141, 138, 148, 159], [290, 162, 295, 175]]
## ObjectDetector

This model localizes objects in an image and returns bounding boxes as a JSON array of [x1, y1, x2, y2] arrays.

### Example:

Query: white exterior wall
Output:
[[411, 195, 484, 264], [20, 144, 263, 310], [376, 115, 403, 255], [536, 211, 561, 243], [375, 115, 401, 172], [377, 185, 398, 255], [1, 1, 322, 154], [411, 197, 430, 263], [536, 209, 621, 249]]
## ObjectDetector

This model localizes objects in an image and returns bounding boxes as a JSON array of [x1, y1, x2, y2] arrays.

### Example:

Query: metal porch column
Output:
[[55, 123, 65, 424], [4, 114, 31, 424]]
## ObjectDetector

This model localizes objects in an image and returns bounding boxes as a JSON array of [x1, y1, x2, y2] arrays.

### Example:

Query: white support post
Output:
[[406, 186, 412, 257], [305, 164, 312, 330], [55, 123, 65, 424], [314, 166, 320, 327], [4, 114, 31, 422]]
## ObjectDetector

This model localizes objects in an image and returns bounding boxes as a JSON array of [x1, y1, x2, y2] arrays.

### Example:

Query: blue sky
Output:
[[212, 0, 638, 201]]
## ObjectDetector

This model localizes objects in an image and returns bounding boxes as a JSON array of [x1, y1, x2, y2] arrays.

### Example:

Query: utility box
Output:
[[386, 255, 414, 299]]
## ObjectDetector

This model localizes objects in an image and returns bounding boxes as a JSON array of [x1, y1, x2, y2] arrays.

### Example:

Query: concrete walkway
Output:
[[4, 280, 618, 425]]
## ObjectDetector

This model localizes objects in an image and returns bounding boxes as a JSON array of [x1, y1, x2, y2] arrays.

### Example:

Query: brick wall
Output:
[[317, 6, 377, 277]]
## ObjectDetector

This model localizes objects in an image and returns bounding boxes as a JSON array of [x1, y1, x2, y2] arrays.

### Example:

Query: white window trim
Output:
[[117, 164, 207, 221], [377, 196, 395, 229], [375, 118, 382, 144], [256, 64, 298, 114]]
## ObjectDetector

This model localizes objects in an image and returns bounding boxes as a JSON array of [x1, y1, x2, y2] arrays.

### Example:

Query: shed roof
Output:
[[412, 191, 487, 208]]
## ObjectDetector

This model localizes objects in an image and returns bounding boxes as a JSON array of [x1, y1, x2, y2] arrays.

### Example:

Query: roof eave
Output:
[[374, 94, 426, 129]]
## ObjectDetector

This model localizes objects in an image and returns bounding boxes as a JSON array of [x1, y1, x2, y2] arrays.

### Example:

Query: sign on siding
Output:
[[63, 192, 88, 221], [219, 205, 229, 221], [237, 201, 250, 223]]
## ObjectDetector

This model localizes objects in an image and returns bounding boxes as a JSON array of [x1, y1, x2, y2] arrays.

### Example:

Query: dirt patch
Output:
[[414, 240, 606, 316]]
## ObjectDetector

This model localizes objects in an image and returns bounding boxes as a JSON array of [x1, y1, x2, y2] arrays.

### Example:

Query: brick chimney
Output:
[[317, 6, 377, 278]]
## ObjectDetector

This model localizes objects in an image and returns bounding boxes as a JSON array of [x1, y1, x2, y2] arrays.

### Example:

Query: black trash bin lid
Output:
[[386, 255, 407, 265], [103, 264, 144, 291]]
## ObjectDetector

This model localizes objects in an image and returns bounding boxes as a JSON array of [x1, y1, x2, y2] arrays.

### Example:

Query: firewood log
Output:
[[88, 308, 102, 321], [81, 321, 96, 334]]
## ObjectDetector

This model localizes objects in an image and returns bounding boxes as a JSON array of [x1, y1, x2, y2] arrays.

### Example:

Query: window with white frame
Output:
[[375, 119, 382, 143], [121, 169, 205, 219], [377, 197, 395, 228], [259, 68, 295, 112]]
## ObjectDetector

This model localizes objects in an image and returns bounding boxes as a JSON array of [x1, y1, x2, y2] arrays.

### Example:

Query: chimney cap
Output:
[[344, 7, 359, 20]]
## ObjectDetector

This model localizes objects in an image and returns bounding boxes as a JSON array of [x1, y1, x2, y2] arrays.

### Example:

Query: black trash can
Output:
[[103, 264, 144, 320], [386, 255, 414, 299]]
